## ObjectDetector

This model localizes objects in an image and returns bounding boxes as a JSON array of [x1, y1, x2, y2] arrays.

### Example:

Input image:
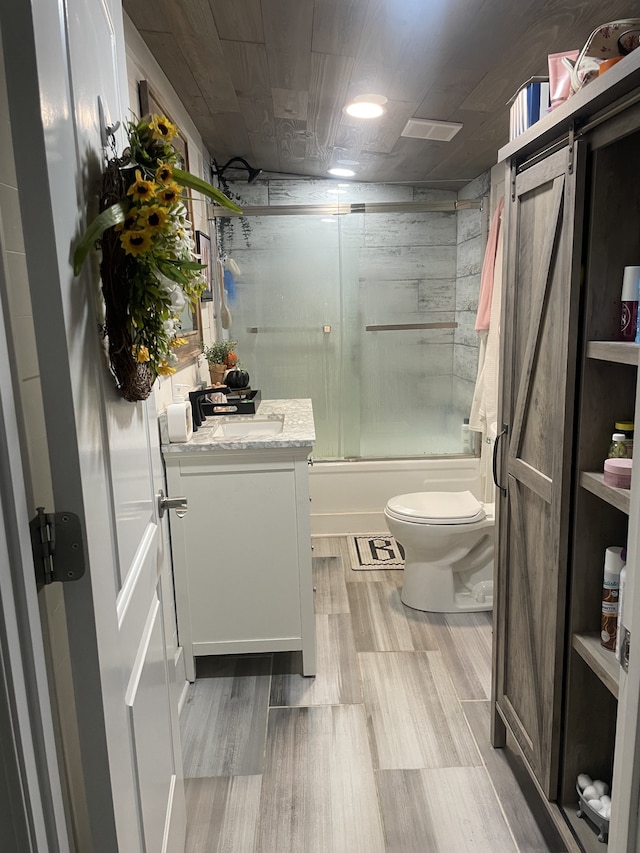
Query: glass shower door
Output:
[[229, 214, 344, 458]]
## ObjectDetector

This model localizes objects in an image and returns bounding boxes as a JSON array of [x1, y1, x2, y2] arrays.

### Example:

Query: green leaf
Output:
[[173, 168, 243, 213], [163, 259, 206, 271], [155, 259, 189, 286], [73, 201, 128, 275]]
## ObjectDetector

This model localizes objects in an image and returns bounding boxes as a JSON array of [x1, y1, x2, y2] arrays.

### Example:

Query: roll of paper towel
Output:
[[167, 401, 193, 442]]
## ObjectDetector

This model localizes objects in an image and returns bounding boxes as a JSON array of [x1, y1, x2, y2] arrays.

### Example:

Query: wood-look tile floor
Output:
[[180, 536, 567, 853]]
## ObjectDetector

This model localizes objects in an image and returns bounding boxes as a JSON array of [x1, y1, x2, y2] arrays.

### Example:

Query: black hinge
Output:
[[30, 507, 85, 587]]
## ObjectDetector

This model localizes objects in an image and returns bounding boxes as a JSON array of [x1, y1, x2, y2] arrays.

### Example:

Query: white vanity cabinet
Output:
[[162, 400, 316, 682]]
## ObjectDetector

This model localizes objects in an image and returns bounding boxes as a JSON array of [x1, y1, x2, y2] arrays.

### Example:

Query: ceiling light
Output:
[[401, 117, 463, 142], [344, 93, 387, 119], [328, 167, 355, 177], [321, 218, 338, 223]]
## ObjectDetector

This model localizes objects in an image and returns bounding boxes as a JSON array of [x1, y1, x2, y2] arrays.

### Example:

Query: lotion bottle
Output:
[[601, 546, 625, 650]]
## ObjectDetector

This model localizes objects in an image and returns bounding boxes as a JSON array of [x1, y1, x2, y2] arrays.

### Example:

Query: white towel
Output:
[[469, 210, 504, 503]]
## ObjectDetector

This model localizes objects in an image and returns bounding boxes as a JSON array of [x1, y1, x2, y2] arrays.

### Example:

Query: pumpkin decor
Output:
[[225, 368, 250, 389]]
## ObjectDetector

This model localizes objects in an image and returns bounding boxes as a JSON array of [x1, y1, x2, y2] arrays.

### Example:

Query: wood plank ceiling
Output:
[[123, 0, 638, 188]]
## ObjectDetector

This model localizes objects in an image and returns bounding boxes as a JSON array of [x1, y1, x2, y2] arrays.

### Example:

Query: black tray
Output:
[[201, 388, 261, 416]]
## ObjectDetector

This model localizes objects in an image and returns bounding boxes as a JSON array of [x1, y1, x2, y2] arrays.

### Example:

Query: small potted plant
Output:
[[203, 340, 238, 385]]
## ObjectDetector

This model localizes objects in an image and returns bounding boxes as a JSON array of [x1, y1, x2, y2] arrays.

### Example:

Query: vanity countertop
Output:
[[160, 398, 315, 454]]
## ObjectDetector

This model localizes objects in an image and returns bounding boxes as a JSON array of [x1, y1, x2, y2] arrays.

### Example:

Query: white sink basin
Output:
[[211, 417, 284, 438]]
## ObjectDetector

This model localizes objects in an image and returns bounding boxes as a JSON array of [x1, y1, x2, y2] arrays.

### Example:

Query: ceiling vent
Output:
[[401, 118, 463, 142]]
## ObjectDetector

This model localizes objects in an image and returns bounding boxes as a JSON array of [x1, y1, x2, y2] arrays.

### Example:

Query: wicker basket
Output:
[[98, 159, 154, 402]]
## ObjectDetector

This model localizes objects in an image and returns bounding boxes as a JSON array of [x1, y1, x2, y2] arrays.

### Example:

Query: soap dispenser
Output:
[[167, 384, 193, 443]]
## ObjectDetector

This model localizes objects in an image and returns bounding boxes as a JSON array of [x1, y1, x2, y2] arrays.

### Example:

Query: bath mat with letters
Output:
[[347, 534, 404, 570]]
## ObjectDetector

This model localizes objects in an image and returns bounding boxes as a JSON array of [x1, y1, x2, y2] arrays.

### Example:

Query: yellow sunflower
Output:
[[120, 229, 153, 257], [137, 204, 169, 233], [155, 162, 173, 184], [149, 114, 178, 142], [115, 209, 138, 233], [157, 360, 177, 376], [127, 169, 157, 203], [156, 182, 181, 205], [132, 345, 150, 362]]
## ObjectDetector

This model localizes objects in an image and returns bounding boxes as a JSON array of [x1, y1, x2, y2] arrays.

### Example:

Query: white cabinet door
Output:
[[166, 449, 316, 681], [2, 1, 184, 851]]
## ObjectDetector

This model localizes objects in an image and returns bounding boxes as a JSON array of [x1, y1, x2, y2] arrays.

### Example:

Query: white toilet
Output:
[[384, 490, 494, 613]]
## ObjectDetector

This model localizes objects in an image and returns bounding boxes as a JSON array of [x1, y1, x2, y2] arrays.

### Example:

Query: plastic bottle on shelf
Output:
[[601, 546, 626, 650], [608, 433, 628, 458], [615, 420, 634, 459], [620, 265, 640, 342]]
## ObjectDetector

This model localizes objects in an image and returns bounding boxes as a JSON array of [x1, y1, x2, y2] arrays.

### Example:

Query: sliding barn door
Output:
[[494, 145, 584, 798]]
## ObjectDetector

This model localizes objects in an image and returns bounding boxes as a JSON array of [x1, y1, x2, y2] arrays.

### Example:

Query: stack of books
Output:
[[508, 76, 550, 141]]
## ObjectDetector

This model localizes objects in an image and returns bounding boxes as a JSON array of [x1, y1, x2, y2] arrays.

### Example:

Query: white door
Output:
[[2, 2, 185, 852], [0, 221, 70, 852]]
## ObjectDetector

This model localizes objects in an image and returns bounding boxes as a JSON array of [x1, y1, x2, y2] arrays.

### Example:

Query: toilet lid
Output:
[[385, 490, 486, 525]]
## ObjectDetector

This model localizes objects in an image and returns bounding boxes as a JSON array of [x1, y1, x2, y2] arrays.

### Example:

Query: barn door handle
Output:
[[492, 424, 509, 497]]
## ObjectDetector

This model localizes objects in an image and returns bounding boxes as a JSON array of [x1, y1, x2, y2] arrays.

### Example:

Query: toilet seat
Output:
[[385, 490, 486, 525]]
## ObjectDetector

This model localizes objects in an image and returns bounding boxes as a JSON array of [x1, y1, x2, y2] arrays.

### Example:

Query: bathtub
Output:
[[308, 456, 483, 536]]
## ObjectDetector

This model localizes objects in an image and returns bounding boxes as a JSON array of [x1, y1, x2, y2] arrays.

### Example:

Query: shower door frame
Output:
[[210, 197, 483, 461]]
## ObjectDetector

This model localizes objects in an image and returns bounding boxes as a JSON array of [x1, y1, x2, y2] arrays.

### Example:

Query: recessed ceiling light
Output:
[[344, 93, 387, 119], [321, 217, 338, 223], [328, 167, 355, 177]]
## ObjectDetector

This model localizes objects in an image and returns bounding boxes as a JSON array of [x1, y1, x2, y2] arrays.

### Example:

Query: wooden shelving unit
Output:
[[580, 471, 631, 515], [558, 126, 640, 849], [494, 56, 640, 851], [586, 341, 639, 366], [572, 633, 619, 699]]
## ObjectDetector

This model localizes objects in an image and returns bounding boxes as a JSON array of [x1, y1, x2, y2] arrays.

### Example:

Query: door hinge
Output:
[[30, 507, 85, 586]]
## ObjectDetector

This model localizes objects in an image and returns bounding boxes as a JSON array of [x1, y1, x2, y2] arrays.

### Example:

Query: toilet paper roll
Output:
[[167, 401, 193, 442]]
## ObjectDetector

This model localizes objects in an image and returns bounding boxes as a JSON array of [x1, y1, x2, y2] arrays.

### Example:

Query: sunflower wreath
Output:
[[73, 113, 241, 402]]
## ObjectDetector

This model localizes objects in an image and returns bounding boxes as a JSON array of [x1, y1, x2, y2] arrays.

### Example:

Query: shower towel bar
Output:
[[365, 322, 458, 332]]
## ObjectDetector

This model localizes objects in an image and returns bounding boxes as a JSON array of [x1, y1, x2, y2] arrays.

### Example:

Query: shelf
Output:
[[573, 633, 619, 699], [580, 471, 631, 515], [586, 340, 639, 366]]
